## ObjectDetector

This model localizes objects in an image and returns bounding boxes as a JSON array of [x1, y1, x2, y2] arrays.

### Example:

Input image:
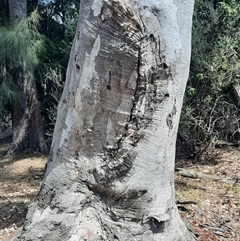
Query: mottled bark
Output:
[[7, 0, 48, 154], [14, 0, 195, 240], [8, 0, 27, 24]]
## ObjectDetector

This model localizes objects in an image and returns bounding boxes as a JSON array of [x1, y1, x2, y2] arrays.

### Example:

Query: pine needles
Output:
[[0, 9, 45, 117]]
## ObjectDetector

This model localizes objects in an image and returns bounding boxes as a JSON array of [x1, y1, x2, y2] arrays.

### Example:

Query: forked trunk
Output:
[[14, 0, 195, 240]]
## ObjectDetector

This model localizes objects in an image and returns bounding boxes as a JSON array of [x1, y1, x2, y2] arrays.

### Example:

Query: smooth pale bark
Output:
[[14, 0, 195, 240], [7, 0, 48, 154]]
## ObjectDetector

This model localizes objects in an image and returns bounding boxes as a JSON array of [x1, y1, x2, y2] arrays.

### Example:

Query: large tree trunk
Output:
[[14, 0, 195, 240], [10, 77, 49, 154], [7, 0, 48, 154]]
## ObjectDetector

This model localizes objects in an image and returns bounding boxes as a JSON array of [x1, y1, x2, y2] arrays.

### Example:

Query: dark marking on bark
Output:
[[76, 129, 81, 142], [163, 63, 168, 69], [93, 149, 137, 186], [166, 101, 177, 129], [107, 71, 111, 90], [105, 154, 133, 179], [76, 63, 80, 70], [113, 234, 120, 240], [149, 34, 155, 41], [110, 210, 119, 221], [148, 218, 165, 233], [166, 113, 173, 129]]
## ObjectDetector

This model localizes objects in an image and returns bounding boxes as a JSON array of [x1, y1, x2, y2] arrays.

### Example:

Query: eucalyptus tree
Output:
[[14, 0, 195, 240], [0, 0, 48, 153]]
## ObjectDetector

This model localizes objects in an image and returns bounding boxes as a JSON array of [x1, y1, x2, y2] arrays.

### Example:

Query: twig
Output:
[[175, 168, 238, 186]]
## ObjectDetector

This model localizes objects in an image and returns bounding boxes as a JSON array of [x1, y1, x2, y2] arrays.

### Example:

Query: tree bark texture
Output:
[[7, 0, 48, 154], [9, 77, 48, 154], [8, 0, 27, 24], [14, 0, 195, 240]]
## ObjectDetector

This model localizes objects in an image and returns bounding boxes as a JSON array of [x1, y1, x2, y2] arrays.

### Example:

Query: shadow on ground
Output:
[[0, 129, 47, 239]]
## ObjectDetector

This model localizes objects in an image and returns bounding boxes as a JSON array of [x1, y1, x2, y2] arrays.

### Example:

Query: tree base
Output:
[[14, 188, 196, 241]]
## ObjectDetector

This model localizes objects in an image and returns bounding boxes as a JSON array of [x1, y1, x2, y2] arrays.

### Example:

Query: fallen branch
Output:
[[175, 168, 238, 186], [176, 200, 197, 205], [215, 141, 239, 148]]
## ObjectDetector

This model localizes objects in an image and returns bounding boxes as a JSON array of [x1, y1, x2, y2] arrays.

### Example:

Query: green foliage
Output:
[[0, 10, 44, 69], [38, 0, 78, 67], [0, 10, 45, 117], [35, 0, 78, 142], [179, 0, 240, 145], [41, 67, 63, 141]]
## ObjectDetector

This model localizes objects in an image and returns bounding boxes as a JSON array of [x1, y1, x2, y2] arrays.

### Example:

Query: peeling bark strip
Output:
[[13, 1, 195, 241]]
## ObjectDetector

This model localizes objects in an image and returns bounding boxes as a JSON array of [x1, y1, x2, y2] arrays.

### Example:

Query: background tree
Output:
[[0, 0, 48, 154], [0, 0, 78, 151], [13, 0, 195, 240]]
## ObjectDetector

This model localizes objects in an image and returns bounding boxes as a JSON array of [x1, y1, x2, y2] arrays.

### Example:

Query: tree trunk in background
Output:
[[14, 0, 195, 240], [10, 78, 48, 154], [8, 0, 26, 23], [1, 0, 9, 19], [7, 0, 48, 154]]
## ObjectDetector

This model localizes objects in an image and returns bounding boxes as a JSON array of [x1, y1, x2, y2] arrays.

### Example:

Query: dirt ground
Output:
[[0, 133, 239, 240], [175, 147, 240, 240], [0, 132, 47, 241]]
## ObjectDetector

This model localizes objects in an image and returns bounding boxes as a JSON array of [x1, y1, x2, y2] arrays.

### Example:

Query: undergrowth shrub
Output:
[[178, 0, 240, 158]]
